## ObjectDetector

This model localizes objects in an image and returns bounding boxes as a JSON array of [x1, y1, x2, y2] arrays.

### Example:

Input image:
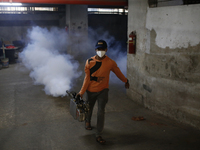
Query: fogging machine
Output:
[[66, 91, 89, 122]]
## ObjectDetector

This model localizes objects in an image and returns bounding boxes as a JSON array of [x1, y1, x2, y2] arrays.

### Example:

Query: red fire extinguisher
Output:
[[128, 31, 136, 54]]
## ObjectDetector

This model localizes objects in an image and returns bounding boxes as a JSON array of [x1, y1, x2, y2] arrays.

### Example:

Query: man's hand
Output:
[[125, 79, 130, 89], [76, 93, 83, 98]]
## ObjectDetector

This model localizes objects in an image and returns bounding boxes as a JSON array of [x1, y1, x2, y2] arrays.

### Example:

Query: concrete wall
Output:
[[127, 0, 200, 129], [66, 5, 88, 36], [65, 5, 88, 58]]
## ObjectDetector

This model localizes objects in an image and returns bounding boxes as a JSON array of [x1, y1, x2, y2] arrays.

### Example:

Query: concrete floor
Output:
[[0, 63, 200, 150]]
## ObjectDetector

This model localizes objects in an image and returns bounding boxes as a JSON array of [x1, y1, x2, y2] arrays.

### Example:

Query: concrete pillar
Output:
[[65, 5, 88, 56]]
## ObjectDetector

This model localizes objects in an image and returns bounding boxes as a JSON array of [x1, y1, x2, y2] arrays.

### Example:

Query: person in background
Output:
[[77, 39, 129, 144]]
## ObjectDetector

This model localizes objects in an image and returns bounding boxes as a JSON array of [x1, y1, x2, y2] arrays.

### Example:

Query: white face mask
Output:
[[96, 51, 106, 58]]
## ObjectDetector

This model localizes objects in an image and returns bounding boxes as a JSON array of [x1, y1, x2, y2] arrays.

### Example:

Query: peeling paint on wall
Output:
[[146, 5, 200, 49]]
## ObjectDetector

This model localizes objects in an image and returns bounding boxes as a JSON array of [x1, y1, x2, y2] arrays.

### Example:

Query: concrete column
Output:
[[65, 5, 88, 56]]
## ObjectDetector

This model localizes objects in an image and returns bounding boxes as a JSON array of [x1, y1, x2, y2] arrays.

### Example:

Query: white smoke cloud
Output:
[[19, 26, 127, 97], [19, 26, 81, 97]]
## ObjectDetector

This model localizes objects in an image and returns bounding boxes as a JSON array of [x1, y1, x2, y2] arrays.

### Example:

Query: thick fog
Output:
[[19, 26, 127, 97]]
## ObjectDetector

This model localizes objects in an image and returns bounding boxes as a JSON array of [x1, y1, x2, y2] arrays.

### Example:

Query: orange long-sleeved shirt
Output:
[[79, 55, 127, 95]]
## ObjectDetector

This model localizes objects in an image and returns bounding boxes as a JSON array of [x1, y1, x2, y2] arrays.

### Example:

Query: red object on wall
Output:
[[128, 31, 136, 54], [6, 45, 15, 49], [65, 25, 68, 32]]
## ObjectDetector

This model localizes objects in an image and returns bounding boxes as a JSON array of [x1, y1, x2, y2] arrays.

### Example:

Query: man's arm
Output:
[[111, 61, 127, 82], [111, 61, 129, 89], [77, 60, 90, 98]]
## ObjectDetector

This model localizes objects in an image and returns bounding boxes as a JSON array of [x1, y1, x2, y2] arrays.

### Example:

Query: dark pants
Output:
[[86, 88, 109, 137]]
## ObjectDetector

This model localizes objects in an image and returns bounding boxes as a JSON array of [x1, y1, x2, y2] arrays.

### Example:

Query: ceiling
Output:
[[3, 0, 128, 6]]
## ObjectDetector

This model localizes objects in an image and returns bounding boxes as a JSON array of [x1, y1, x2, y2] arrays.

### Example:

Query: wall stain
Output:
[[165, 63, 168, 69], [188, 56, 198, 72]]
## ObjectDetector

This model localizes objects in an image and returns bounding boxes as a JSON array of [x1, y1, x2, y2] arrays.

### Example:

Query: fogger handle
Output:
[[66, 90, 75, 98], [66, 90, 83, 101]]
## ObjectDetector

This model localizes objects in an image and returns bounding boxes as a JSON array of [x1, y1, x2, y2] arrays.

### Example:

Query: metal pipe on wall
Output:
[[1, 0, 128, 6]]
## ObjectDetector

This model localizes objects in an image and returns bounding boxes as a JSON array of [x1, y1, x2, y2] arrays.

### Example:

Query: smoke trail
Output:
[[19, 26, 81, 97], [19, 26, 127, 97]]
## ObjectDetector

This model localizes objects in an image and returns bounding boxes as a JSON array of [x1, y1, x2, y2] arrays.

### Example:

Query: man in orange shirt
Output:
[[77, 40, 129, 144]]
